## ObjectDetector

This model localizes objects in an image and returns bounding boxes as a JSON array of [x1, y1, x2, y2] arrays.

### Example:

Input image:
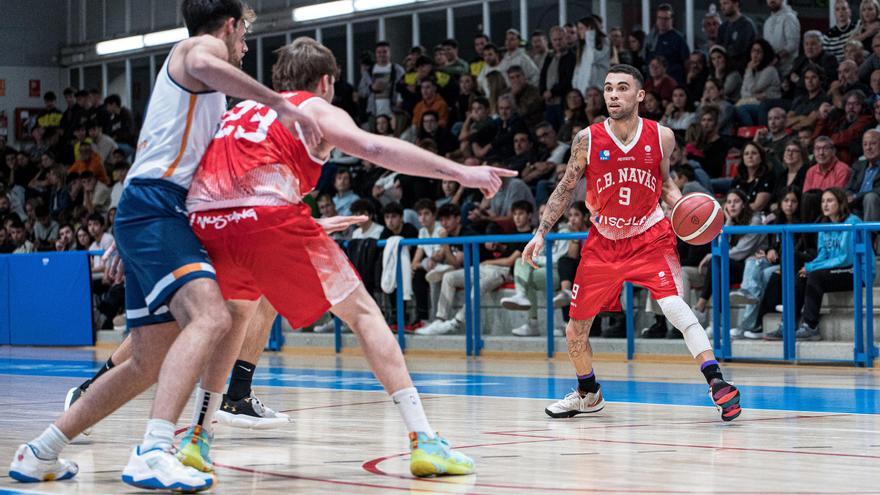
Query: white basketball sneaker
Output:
[[9, 443, 78, 483], [121, 446, 214, 492], [545, 387, 606, 418]]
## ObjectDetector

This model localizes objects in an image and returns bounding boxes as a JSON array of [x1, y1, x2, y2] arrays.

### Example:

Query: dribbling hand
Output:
[[521, 233, 545, 269]]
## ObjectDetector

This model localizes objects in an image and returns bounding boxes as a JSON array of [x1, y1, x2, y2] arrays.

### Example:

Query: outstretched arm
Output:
[[181, 36, 322, 147], [312, 100, 516, 197], [521, 129, 588, 268]]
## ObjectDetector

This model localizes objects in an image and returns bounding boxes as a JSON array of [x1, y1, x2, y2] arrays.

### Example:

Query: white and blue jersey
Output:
[[114, 44, 226, 327]]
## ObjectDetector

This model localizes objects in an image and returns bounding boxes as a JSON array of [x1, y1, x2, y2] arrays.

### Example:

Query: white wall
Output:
[[0, 66, 67, 148]]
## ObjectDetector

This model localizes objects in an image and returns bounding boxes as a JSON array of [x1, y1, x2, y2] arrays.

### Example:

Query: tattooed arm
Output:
[[521, 129, 589, 268]]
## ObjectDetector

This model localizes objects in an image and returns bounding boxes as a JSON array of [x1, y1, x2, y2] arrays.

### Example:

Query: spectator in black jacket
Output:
[[846, 129, 880, 222], [540, 26, 576, 128]]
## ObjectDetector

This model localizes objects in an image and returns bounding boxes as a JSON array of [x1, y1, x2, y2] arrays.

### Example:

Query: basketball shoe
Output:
[[9, 444, 78, 483], [121, 446, 213, 492], [545, 387, 606, 418], [409, 432, 475, 477], [177, 425, 214, 473], [214, 393, 291, 429], [709, 378, 742, 422], [63, 386, 92, 436]]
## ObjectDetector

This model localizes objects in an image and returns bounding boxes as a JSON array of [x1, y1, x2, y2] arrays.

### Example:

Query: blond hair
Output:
[[272, 37, 338, 92]]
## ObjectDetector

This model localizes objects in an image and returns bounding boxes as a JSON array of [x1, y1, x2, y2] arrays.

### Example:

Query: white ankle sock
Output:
[[192, 386, 222, 434], [141, 418, 175, 452], [29, 424, 70, 460], [391, 387, 435, 438]]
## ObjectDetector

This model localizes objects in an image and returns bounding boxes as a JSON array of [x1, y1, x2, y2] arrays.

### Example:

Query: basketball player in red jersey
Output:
[[522, 65, 741, 422], [176, 37, 517, 478]]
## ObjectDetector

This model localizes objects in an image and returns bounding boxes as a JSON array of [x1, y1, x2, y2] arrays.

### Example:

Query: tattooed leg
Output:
[[565, 317, 595, 376]]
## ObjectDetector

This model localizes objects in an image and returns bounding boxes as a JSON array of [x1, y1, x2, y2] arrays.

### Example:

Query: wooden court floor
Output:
[[0, 347, 877, 494]]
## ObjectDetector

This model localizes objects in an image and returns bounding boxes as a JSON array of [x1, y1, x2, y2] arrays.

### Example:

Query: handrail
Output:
[[712, 222, 878, 367]]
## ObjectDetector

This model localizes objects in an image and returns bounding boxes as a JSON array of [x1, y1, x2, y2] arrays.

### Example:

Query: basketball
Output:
[[671, 193, 724, 245]]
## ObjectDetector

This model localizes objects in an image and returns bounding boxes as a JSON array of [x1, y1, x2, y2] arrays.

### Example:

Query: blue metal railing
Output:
[[362, 232, 640, 359], [713, 222, 879, 367]]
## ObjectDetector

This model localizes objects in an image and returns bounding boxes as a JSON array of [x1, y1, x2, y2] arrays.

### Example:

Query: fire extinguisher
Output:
[[0, 110, 8, 138]]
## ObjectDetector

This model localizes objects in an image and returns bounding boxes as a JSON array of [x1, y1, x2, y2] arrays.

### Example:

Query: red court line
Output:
[[480, 412, 854, 435], [484, 430, 880, 460], [360, 438, 880, 495], [213, 462, 497, 495]]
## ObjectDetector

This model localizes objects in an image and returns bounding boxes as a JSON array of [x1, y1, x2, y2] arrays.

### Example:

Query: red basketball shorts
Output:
[[190, 205, 362, 328], [569, 218, 683, 320]]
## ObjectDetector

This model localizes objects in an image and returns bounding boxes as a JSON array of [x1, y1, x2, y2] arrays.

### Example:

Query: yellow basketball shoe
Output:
[[409, 432, 475, 477], [177, 425, 214, 473]]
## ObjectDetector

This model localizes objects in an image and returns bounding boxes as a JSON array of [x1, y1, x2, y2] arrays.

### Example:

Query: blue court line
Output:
[[0, 357, 877, 415]]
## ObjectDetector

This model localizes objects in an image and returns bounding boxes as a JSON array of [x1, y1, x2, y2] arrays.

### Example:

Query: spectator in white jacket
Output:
[[763, 0, 801, 77], [571, 16, 611, 94], [499, 29, 540, 87]]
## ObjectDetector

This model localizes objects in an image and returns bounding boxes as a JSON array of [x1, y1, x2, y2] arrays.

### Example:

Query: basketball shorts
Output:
[[190, 205, 362, 328], [569, 218, 683, 320], [114, 179, 216, 328]]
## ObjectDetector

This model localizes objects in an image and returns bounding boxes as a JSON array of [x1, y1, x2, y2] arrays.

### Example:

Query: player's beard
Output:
[[609, 104, 635, 120], [226, 39, 243, 68]]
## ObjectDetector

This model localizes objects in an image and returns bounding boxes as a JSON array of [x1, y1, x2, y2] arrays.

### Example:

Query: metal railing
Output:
[[713, 222, 879, 368]]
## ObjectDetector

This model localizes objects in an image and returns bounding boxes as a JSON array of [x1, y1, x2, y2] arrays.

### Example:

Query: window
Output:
[[262, 35, 287, 85], [593, 1, 642, 44], [385, 15, 414, 64], [86, 0, 103, 40], [154, 0, 179, 30], [107, 61, 127, 103], [83, 66, 102, 93], [322, 25, 347, 83], [353, 21, 379, 87], [453, 4, 484, 62], [69, 69, 80, 90], [528, 0, 561, 35], [106, 0, 126, 38], [489, 0, 519, 47], [418, 10, 447, 53], [130, 57, 152, 128], [131, 0, 152, 32]]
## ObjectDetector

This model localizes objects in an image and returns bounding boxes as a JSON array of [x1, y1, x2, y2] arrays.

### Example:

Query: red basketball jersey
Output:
[[187, 91, 326, 213], [584, 118, 665, 240]]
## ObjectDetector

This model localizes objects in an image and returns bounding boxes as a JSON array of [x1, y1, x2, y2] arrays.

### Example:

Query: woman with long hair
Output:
[[485, 71, 509, 116], [583, 86, 607, 122], [731, 142, 774, 212], [795, 188, 866, 340], [558, 88, 587, 143], [641, 91, 665, 121], [627, 30, 646, 74], [661, 87, 697, 130], [571, 16, 610, 94], [695, 78, 734, 134], [773, 141, 809, 207], [75, 227, 93, 251], [853, 0, 880, 51], [692, 189, 768, 327], [709, 45, 742, 102], [732, 187, 812, 339], [735, 39, 782, 126]]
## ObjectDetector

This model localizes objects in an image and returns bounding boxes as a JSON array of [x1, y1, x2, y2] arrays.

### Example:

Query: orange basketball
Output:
[[671, 192, 724, 245]]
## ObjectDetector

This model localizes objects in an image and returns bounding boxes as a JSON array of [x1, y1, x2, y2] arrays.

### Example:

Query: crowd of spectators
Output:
[[3, 0, 878, 340]]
